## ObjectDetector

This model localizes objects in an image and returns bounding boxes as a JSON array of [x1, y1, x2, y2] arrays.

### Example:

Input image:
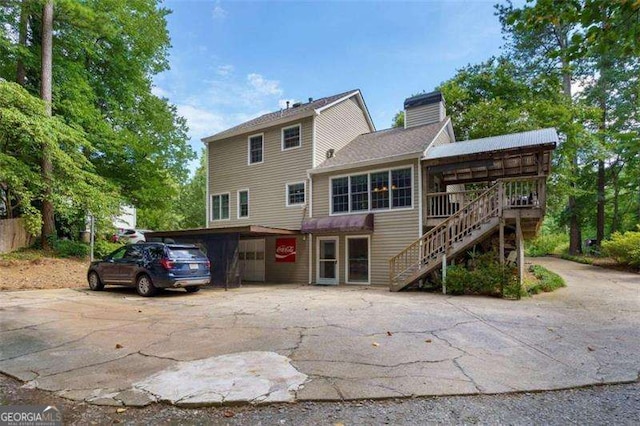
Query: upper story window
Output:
[[248, 134, 264, 164], [238, 190, 249, 218], [282, 124, 301, 150], [286, 182, 306, 206], [211, 193, 230, 220], [331, 167, 412, 214]]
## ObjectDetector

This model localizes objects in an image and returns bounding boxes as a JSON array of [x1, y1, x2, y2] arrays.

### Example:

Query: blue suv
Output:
[[87, 243, 211, 297]]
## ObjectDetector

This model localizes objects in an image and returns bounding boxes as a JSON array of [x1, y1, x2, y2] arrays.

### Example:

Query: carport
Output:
[[145, 226, 298, 287]]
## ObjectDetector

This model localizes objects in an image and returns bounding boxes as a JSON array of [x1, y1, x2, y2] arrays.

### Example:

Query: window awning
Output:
[[301, 213, 374, 234]]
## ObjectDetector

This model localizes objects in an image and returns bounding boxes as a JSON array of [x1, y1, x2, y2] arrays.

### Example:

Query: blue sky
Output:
[[154, 0, 510, 169]]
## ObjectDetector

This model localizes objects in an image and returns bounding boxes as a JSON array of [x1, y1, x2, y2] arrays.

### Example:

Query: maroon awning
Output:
[[301, 213, 374, 234]]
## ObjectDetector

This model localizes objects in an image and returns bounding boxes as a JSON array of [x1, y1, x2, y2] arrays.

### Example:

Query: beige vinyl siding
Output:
[[405, 103, 444, 128], [431, 125, 452, 147], [310, 159, 420, 286], [314, 97, 372, 167], [208, 116, 313, 230], [264, 235, 309, 283]]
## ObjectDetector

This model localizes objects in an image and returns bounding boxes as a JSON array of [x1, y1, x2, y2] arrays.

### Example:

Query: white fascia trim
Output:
[[314, 90, 376, 132], [205, 145, 210, 227], [307, 170, 313, 217], [202, 111, 315, 143], [308, 151, 420, 176], [421, 117, 452, 158], [311, 115, 317, 168], [418, 162, 423, 238]]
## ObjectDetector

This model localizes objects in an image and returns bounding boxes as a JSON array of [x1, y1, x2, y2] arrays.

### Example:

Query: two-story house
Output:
[[150, 89, 556, 290]]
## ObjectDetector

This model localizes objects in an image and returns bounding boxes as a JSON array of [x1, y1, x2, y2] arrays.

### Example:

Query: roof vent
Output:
[[286, 101, 290, 109], [326, 148, 335, 159], [308, 97, 313, 103], [292, 102, 302, 108]]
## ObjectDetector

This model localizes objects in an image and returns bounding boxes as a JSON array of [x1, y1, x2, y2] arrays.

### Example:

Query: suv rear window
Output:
[[167, 248, 207, 260]]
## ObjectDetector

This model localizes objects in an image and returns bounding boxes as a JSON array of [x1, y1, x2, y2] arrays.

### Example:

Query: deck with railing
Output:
[[390, 176, 546, 291]]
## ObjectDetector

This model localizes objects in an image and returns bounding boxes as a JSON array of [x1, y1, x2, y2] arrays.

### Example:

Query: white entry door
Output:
[[317, 237, 338, 285], [239, 239, 265, 282]]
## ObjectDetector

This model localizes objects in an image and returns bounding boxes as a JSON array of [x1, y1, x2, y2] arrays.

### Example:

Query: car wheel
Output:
[[136, 274, 157, 297], [185, 286, 200, 293], [88, 271, 104, 291]]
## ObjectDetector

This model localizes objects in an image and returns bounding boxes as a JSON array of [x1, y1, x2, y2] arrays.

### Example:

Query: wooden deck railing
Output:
[[390, 182, 501, 286], [426, 189, 487, 218], [390, 176, 546, 287]]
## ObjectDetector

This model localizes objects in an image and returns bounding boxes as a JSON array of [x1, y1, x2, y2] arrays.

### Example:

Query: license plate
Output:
[[189, 264, 198, 270]]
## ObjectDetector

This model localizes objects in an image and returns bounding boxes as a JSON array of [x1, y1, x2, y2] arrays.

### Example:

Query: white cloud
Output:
[[151, 85, 170, 98], [278, 98, 297, 109], [177, 104, 228, 140], [212, 1, 227, 20], [247, 73, 283, 97], [216, 64, 234, 76]]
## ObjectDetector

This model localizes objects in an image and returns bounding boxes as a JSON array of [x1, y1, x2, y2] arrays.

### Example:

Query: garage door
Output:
[[238, 239, 265, 282]]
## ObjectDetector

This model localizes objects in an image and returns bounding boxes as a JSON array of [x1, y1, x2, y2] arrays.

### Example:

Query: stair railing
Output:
[[389, 182, 502, 287]]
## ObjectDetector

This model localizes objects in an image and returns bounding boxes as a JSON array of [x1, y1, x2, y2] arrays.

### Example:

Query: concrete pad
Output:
[[0, 257, 638, 406], [133, 351, 307, 406]]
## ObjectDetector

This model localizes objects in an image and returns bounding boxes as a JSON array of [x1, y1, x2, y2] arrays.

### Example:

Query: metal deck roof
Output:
[[424, 128, 558, 160]]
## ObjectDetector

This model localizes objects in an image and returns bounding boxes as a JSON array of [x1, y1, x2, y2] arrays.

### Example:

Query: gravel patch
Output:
[[2, 374, 638, 425]]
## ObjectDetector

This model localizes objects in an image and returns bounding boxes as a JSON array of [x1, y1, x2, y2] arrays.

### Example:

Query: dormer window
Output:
[[281, 124, 301, 150], [248, 134, 264, 164]]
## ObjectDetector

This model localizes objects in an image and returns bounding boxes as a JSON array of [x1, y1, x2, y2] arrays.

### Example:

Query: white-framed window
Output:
[[248, 133, 264, 165], [237, 189, 249, 219], [286, 181, 306, 207], [211, 193, 230, 221], [345, 235, 370, 284], [281, 124, 301, 150], [330, 167, 413, 214]]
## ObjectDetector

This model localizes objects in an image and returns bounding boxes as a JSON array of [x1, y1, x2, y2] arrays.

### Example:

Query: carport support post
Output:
[[442, 253, 447, 295]]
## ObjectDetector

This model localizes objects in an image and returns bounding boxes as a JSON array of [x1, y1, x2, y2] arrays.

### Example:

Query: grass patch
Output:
[[525, 265, 566, 295], [559, 253, 594, 265], [0, 248, 49, 261]]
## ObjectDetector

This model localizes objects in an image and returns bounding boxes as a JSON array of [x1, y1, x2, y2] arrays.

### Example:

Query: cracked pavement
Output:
[[0, 257, 638, 407]]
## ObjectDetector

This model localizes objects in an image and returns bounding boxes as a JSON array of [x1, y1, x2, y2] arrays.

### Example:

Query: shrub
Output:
[[53, 239, 89, 258], [601, 227, 640, 268], [526, 233, 569, 257], [94, 240, 123, 259], [526, 265, 566, 294], [445, 252, 518, 297]]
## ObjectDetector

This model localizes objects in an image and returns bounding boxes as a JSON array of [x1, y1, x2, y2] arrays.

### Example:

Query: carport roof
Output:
[[146, 225, 298, 239]]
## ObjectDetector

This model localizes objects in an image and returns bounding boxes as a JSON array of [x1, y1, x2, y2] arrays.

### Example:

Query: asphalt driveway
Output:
[[0, 257, 638, 406]]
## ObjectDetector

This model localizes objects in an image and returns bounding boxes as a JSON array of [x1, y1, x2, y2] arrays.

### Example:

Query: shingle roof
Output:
[[315, 119, 448, 171], [203, 89, 360, 141], [424, 128, 558, 160]]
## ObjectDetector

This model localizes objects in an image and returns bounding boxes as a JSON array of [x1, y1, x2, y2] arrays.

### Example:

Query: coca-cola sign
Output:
[[275, 238, 296, 263]]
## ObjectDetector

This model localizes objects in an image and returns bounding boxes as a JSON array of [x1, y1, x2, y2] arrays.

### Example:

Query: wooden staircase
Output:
[[389, 177, 545, 292]]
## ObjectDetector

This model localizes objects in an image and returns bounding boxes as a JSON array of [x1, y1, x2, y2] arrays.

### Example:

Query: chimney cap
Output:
[[404, 91, 444, 109]]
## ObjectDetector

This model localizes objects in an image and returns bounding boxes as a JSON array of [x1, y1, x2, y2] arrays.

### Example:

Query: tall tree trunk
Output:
[[16, 0, 29, 85], [560, 50, 582, 255], [611, 169, 620, 234], [40, 0, 55, 249]]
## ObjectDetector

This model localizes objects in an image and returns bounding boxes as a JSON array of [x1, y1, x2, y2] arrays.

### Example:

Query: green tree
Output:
[[0, 80, 119, 235], [392, 111, 404, 128], [0, 0, 194, 237], [178, 151, 207, 229]]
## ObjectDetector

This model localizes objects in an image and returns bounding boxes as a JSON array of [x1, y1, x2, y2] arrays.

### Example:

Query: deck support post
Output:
[[516, 213, 524, 299], [499, 218, 505, 265], [442, 253, 447, 295]]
